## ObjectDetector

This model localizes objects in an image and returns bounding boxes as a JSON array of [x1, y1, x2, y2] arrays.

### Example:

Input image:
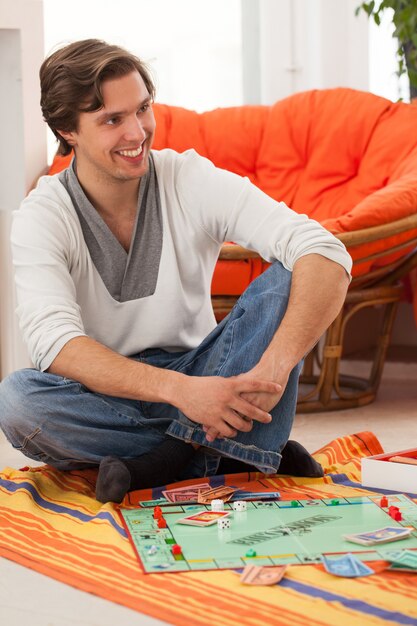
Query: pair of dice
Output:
[[217, 500, 247, 529], [211, 499, 247, 512]]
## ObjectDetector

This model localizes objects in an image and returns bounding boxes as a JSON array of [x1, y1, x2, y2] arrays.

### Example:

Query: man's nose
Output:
[[124, 115, 146, 141]]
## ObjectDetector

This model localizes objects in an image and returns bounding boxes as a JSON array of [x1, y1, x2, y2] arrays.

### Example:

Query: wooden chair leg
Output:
[[297, 284, 404, 412]]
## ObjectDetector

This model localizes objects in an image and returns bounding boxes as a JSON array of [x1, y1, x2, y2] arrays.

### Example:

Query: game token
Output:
[[171, 544, 182, 555], [291, 501, 299, 507], [380, 496, 389, 508], [393, 511, 403, 522], [153, 506, 163, 519], [211, 499, 225, 511], [389, 506, 400, 517], [330, 499, 340, 506], [245, 548, 257, 558], [232, 501, 247, 512], [157, 517, 167, 528]]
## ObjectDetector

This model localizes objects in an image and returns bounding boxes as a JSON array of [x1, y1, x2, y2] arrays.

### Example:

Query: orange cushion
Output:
[[47, 91, 417, 291]]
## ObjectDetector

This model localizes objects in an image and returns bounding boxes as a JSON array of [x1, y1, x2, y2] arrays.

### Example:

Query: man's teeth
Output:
[[119, 146, 143, 157]]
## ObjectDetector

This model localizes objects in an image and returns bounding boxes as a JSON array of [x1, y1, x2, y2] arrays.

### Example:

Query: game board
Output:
[[120, 494, 417, 573]]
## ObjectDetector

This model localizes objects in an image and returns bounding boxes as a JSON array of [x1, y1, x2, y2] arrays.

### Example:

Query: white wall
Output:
[[242, 0, 369, 104], [0, 0, 46, 377]]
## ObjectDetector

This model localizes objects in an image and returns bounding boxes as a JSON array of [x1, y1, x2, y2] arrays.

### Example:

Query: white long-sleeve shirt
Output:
[[12, 148, 352, 371]]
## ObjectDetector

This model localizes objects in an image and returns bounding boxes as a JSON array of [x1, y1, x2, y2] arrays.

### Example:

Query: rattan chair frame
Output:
[[213, 213, 417, 412]]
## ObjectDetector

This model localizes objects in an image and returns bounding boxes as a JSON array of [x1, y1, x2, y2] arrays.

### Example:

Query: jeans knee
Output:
[[0, 369, 43, 437], [241, 261, 292, 307], [264, 261, 292, 295]]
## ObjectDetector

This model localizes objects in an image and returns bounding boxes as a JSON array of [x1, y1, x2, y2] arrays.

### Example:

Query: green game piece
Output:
[[245, 548, 257, 558], [331, 500, 340, 506], [291, 500, 299, 507]]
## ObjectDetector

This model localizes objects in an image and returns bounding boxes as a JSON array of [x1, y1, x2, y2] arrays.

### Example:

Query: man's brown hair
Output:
[[40, 39, 156, 156]]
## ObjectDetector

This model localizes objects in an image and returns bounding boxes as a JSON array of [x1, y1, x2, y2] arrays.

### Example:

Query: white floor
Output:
[[0, 361, 416, 626]]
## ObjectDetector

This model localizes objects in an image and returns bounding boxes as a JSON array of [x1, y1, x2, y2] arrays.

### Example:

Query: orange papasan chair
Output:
[[48, 87, 417, 412]]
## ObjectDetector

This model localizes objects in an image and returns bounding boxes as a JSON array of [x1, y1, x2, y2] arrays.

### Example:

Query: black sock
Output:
[[277, 441, 324, 477], [217, 440, 324, 478], [95, 438, 196, 503]]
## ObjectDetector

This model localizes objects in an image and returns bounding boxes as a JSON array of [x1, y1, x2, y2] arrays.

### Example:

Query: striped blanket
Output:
[[1, 431, 417, 626]]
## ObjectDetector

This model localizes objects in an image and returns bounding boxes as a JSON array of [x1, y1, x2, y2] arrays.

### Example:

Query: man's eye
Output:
[[106, 117, 120, 125], [138, 103, 151, 114]]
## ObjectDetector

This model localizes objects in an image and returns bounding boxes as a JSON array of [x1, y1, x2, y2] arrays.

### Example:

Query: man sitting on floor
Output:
[[0, 40, 351, 503]]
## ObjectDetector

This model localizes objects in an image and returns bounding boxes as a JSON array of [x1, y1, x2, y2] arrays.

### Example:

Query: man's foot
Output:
[[217, 440, 324, 477], [277, 440, 324, 477], [95, 438, 196, 503]]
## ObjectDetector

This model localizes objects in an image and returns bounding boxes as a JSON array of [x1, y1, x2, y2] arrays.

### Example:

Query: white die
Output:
[[211, 499, 225, 511], [232, 501, 247, 511], [217, 518, 231, 529]]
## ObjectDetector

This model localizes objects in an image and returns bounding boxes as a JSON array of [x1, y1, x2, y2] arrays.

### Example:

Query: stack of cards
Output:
[[322, 554, 374, 577], [387, 550, 417, 572], [343, 526, 413, 546], [162, 483, 210, 504], [197, 485, 237, 504]]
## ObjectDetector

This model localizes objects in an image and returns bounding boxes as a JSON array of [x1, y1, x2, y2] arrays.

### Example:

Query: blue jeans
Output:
[[0, 262, 301, 477]]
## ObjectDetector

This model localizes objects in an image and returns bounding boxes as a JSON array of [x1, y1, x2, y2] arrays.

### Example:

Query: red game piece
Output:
[[153, 506, 163, 519], [171, 544, 182, 556], [388, 506, 399, 517], [380, 496, 388, 508], [157, 517, 167, 528], [392, 511, 403, 522]]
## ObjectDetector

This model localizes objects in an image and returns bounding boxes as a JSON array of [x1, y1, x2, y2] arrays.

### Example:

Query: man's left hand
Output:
[[203, 365, 289, 442]]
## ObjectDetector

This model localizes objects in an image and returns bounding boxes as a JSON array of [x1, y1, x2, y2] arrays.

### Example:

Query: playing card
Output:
[[176, 510, 231, 527], [240, 565, 287, 585], [344, 526, 412, 545]]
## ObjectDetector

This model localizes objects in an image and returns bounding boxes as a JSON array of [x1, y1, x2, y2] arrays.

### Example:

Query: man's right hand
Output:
[[174, 375, 282, 438]]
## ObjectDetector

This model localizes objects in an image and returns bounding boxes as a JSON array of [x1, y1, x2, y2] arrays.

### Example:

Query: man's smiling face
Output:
[[60, 71, 156, 184]]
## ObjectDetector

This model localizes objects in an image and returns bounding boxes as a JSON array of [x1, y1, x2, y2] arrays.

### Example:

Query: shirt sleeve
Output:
[[11, 181, 86, 371], [176, 150, 353, 277]]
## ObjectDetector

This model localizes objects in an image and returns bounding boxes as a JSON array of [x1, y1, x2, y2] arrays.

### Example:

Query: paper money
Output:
[[240, 565, 287, 585], [387, 549, 417, 570], [197, 486, 237, 504], [162, 483, 210, 503], [322, 554, 374, 577]]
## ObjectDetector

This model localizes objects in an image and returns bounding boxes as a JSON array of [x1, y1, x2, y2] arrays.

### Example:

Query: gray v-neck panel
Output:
[[59, 155, 163, 302]]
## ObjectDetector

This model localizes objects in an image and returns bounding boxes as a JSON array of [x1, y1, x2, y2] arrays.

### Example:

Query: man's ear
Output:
[[57, 129, 77, 147]]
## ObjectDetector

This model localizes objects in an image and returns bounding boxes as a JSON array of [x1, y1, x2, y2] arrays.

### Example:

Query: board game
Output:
[[120, 493, 417, 574]]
